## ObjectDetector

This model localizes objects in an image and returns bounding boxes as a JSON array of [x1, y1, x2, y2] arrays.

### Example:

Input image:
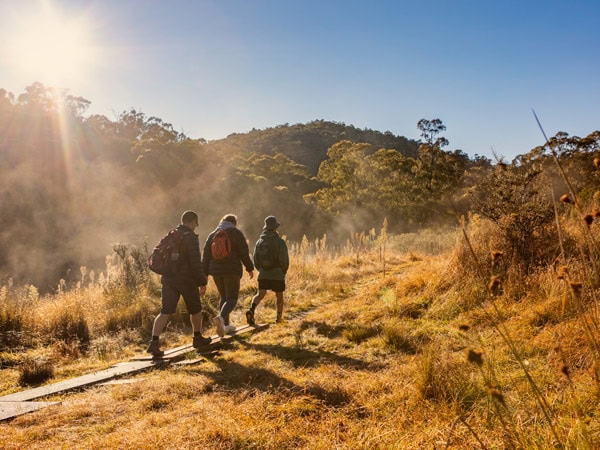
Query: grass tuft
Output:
[[18, 357, 54, 386]]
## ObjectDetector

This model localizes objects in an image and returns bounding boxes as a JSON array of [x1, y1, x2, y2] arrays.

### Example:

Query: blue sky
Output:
[[1, 0, 598, 161]]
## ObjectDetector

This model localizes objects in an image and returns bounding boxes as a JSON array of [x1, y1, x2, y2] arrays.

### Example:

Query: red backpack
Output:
[[211, 229, 231, 261], [148, 229, 183, 275]]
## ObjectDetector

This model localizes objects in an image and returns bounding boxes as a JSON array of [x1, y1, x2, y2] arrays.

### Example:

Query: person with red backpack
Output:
[[202, 214, 254, 336], [146, 210, 211, 357]]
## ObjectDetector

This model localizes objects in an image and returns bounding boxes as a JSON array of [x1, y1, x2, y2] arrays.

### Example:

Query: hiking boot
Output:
[[193, 334, 211, 349], [245, 309, 255, 326], [213, 316, 225, 337], [223, 325, 236, 335], [276, 315, 283, 324], [146, 339, 164, 357]]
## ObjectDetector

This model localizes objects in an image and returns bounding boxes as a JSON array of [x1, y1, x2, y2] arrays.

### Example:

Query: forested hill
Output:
[[207, 120, 419, 174], [2, 83, 599, 292]]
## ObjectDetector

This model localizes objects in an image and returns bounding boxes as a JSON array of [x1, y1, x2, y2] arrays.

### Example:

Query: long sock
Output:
[[152, 335, 159, 341], [193, 331, 201, 337]]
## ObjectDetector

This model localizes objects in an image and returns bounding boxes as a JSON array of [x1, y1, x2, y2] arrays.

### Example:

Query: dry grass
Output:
[[1, 224, 600, 448]]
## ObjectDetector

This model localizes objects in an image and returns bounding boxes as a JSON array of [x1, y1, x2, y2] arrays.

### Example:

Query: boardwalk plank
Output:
[[130, 323, 268, 361], [0, 323, 268, 421], [0, 401, 60, 421], [0, 360, 160, 403]]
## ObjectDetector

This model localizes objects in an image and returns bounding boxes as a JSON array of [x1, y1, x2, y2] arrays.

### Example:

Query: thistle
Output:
[[560, 194, 572, 204], [569, 282, 583, 297], [488, 276, 502, 296], [491, 250, 503, 263], [467, 348, 483, 366]]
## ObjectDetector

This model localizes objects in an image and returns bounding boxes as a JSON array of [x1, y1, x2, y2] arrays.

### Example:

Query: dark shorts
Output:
[[258, 279, 286, 292], [161, 282, 201, 315]]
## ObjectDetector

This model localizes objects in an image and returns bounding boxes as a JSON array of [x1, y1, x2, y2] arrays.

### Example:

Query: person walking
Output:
[[146, 210, 211, 357], [202, 214, 254, 337], [246, 216, 289, 325]]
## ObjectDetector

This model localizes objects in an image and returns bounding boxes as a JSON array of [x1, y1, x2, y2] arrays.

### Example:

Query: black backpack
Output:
[[255, 236, 278, 270], [148, 229, 183, 275]]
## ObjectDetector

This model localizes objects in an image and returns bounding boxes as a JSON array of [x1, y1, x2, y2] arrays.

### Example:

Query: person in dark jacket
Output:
[[246, 215, 289, 325], [146, 210, 211, 357], [202, 214, 254, 336]]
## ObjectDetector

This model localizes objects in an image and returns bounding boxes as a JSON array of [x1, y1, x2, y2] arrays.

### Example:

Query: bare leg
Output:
[[190, 312, 203, 333], [275, 292, 284, 322], [246, 289, 266, 325], [152, 313, 171, 337], [251, 289, 267, 308]]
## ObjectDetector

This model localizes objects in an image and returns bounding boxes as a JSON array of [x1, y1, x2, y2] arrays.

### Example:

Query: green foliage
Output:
[[308, 120, 471, 231], [214, 119, 419, 175]]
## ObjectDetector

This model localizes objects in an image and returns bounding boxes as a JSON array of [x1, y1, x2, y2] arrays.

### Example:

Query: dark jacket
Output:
[[161, 224, 207, 287], [202, 222, 254, 277], [253, 229, 289, 281]]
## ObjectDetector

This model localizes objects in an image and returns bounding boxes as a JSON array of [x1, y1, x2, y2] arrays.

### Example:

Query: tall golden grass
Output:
[[1, 210, 600, 448]]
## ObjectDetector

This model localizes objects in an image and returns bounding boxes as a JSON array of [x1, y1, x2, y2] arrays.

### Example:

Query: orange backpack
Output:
[[211, 229, 231, 261]]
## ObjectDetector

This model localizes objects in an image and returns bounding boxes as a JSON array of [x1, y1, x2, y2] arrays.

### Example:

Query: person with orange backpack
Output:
[[202, 214, 254, 336]]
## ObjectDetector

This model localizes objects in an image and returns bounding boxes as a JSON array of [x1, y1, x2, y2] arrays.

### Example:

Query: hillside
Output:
[[1, 224, 600, 448], [208, 120, 420, 175]]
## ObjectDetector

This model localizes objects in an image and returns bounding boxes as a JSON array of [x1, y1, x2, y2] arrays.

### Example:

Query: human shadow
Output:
[[298, 320, 346, 338], [238, 340, 385, 372], [189, 358, 352, 408]]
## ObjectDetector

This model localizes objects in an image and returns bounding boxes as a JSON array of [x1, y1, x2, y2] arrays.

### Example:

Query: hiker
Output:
[[202, 214, 254, 337], [246, 215, 289, 325], [147, 210, 212, 357]]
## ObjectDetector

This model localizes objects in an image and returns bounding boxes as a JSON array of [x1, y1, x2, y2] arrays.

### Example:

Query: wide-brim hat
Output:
[[264, 215, 280, 230]]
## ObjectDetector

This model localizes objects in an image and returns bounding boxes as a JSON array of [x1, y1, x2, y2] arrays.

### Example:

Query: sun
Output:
[[3, 1, 98, 87]]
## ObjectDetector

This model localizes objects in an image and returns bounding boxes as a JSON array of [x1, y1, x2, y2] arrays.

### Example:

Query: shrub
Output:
[[18, 357, 54, 386], [49, 310, 91, 352]]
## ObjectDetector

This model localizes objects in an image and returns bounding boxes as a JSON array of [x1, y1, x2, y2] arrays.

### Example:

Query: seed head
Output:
[[491, 251, 503, 263], [467, 348, 483, 366], [584, 215, 594, 227], [560, 194, 572, 204], [488, 386, 506, 407], [488, 276, 502, 296], [561, 364, 570, 379], [458, 324, 470, 332], [557, 266, 569, 280], [570, 282, 583, 297]]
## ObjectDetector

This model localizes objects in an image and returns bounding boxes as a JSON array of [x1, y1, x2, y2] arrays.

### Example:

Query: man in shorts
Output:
[[146, 210, 211, 357], [246, 216, 289, 324]]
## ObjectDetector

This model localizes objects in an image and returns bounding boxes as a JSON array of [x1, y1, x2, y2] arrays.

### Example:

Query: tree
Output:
[[308, 140, 371, 215], [415, 118, 450, 193]]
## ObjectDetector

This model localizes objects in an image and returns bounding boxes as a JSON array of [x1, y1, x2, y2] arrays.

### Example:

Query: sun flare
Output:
[[4, 2, 98, 87]]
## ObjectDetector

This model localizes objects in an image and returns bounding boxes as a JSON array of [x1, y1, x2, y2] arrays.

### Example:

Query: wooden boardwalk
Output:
[[0, 323, 268, 421]]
